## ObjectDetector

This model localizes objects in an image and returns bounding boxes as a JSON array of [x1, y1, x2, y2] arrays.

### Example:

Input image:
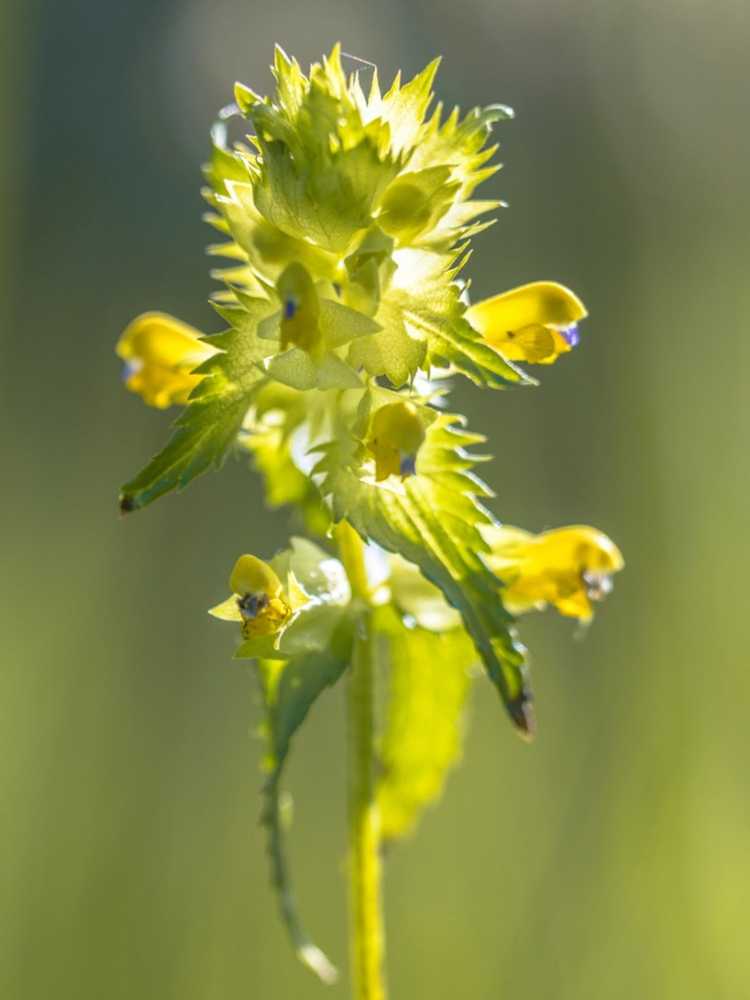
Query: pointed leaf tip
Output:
[[298, 943, 339, 986], [234, 81, 260, 114], [119, 493, 137, 515], [486, 102, 514, 121], [509, 695, 536, 741]]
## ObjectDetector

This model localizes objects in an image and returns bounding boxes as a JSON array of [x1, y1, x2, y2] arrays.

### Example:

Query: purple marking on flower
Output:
[[399, 454, 417, 477], [238, 592, 269, 619], [284, 297, 298, 320], [121, 360, 140, 382], [561, 323, 579, 348]]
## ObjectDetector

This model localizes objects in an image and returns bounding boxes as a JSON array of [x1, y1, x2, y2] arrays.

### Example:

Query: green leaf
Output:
[[266, 348, 362, 391], [409, 101, 513, 195], [256, 623, 353, 983], [205, 171, 342, 287], [391, 248, 534, 388], [313, 404, 535, 736], [119, 298, 273, 513], [375, 58, 441, 155], [319, 298, 382, 347], [387, 553, 462, 632], [241, 48, 402, 254], [257, 299, 379, 390], [203, 132, 254, 194], [347, 292, 427, 386], [426, 312, 536, 389], [348, 246, 533, 389], [277, 604, 349, 658], [375, 605, 476, 841]]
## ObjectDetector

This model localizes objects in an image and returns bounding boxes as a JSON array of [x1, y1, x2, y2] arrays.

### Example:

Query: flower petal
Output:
[[229, 553, 283, 597], [208, 596, 243, 622], [467, 281, 587, 331]]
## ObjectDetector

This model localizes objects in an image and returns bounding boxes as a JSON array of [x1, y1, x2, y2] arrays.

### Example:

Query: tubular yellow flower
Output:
[[210, 554, 292, 638], [484, 524, 624, 621], [116, 312, 217, 408], [466, 282, 587, 365], [366, 401, 426, 481]]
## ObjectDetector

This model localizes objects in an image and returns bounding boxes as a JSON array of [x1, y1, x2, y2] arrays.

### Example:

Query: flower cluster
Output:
[[117, 42, 622, 721]]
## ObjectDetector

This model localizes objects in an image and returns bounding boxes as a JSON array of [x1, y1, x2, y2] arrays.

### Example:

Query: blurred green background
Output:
[[3, 1, 749, 997]]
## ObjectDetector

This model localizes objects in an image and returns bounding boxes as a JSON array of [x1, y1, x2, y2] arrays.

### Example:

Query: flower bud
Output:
[[367, 402, 426, 481], [377, 167, 457, 243]]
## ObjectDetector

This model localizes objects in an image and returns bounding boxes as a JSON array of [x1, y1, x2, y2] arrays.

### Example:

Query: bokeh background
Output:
[[3, 1, 749, 997]]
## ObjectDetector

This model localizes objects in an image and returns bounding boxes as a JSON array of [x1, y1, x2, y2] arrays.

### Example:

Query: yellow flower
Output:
[[116, 312, 217, 409], [209, 554, 293, 638], [484, 524, 623, 621], [366, 402, 426, 481], [466, 282, 587, 364]]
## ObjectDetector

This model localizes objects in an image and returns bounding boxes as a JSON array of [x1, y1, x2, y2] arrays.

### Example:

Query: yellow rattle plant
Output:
[[117, 45, 623, 998]]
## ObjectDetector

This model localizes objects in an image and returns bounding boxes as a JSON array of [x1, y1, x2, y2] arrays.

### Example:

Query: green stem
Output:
[[335, 522, 387, 1000]]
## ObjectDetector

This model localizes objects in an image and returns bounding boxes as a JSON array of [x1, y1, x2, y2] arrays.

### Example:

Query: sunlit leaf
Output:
[[313, 399, 534, 736], [375, 605, 476, 841], [119, 298, 274, 512]]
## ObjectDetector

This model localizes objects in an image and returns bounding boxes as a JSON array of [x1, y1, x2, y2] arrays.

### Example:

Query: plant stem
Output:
[[335, 522, 387, 1000]]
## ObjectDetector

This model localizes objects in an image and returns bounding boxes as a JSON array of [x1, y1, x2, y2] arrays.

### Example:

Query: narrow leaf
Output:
[[120, 299, 273, 512], [314, 409, 535, 736], [257, 639, 351, 983]]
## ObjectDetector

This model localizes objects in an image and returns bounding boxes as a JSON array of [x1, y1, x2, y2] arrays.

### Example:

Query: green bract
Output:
[[117, 45, 623, 991]]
